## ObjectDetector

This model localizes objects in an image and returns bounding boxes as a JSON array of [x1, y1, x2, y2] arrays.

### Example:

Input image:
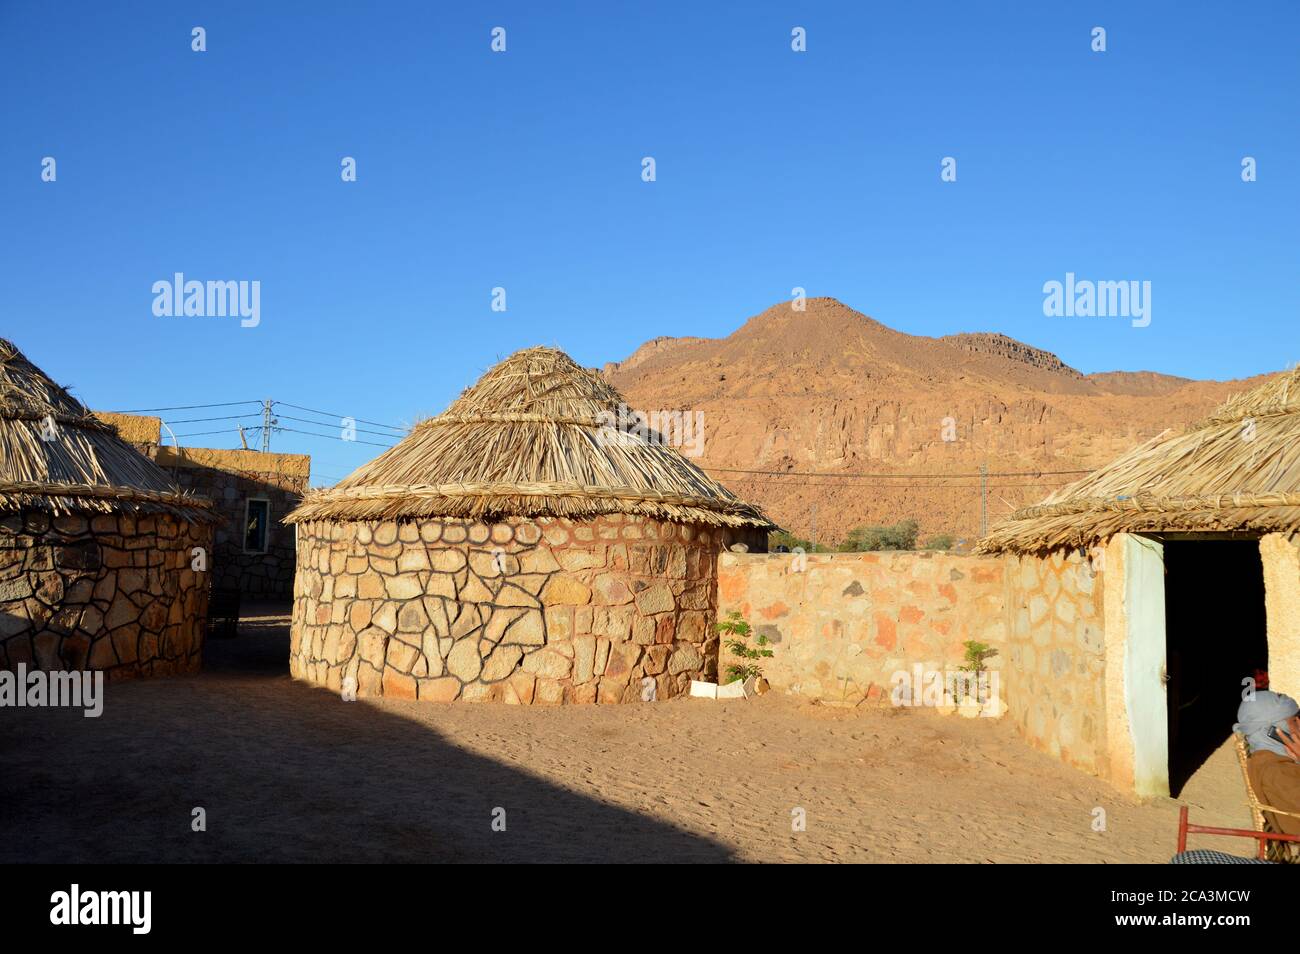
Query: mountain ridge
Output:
[[602, 297, 1273, 542]]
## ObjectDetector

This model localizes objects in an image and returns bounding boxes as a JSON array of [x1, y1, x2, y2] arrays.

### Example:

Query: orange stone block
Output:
[[874, 614, 897, 651]]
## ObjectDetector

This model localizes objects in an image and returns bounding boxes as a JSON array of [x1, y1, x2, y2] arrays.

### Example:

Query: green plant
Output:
[[952, 639, 999, 704], [959, 640, 998, 672], [921, 533, 956, 551], [715, 610, 773, 684], [768, 530, 834, 553], [838, 519, 920, 552]]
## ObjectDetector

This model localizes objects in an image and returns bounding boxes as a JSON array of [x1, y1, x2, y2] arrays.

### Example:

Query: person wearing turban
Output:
[[1235, 690, 1300, 836]]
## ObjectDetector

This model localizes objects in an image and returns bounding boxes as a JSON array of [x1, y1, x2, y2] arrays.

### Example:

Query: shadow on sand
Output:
[[0, 604, 734, 863]]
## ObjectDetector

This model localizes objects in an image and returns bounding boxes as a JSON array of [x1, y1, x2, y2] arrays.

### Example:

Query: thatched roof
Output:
[[287, 346, 775, 529], [0, 339, 215, 521], [979, 367, 1300, 554]]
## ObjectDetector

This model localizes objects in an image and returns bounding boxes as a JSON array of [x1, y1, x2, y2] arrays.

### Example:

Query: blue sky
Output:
[[2, 1, 1296, 484]]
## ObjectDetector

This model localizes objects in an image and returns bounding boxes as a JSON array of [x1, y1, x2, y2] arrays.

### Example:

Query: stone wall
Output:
[[1261, 532, 1300, 697], [1002, 548, 1109, 776], [156, 447, 308, 600], [0, 508, 212, 678], [290, 515, 765, 704], [716, 551, 1006, 704]]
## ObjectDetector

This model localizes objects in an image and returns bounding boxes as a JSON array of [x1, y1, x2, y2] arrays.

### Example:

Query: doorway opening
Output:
[[1163, 538, 1268, 797]]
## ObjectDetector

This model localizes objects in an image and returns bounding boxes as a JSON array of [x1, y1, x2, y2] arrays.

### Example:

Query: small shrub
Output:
[[768, 531, 833, 553], [952, 639, 999, 704], [839, 519, 920, 552], [715, 610, 773, 684]]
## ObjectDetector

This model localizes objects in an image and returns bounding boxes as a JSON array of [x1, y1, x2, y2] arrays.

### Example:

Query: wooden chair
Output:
[[1176, 805, 1300, 861], [1233, 733, 1300, 861], [1175, 811, 1300, 863]]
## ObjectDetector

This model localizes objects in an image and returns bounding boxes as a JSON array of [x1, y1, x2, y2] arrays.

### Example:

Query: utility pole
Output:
[[979, 462, 988, 538], [261, 399, 273, 452], [811, 502, 817, 552]]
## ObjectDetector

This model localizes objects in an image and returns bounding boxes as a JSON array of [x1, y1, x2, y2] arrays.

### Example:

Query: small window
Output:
[[244, 498, 270, 554]]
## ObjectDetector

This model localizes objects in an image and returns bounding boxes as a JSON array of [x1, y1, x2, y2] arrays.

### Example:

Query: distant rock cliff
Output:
[[603, 297, 1268, 543]]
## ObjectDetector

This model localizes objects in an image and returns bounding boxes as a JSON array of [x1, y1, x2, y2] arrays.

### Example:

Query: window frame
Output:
[[243, 496, 271, 555]]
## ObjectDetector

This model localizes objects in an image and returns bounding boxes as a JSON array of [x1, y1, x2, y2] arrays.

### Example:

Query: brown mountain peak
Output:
[[603, 297, 1263, 542]]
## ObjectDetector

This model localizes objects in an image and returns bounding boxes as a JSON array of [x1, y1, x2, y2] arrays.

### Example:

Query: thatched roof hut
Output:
[[0, 339, 214, 522], [978, 367, 1300, 554], [0, 339, 215, 678], [287, 346, 773, 531], [286, 346, 772, 705], [971, 367, 1300, 798]]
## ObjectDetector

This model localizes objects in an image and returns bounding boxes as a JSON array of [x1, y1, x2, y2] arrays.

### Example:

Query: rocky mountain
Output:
[[602, 298, 1270, 545]]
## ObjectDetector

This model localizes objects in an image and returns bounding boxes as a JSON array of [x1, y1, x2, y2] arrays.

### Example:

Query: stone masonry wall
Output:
[[0, 508, 212, 678], [290, 515, 765, 704], [1261, 533, 1300, 700], [167, 464, 303, 600], [717, 551, 1006, 704], [1002, 549, 1109, 777]]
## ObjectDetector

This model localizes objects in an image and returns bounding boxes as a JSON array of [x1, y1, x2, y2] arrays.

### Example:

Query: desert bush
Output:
[[838, 519, 920, 552], [768, 530, 833, 553]]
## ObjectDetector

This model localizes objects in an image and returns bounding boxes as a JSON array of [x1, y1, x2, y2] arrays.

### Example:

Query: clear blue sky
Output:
[[2, 1, 1296, 485]]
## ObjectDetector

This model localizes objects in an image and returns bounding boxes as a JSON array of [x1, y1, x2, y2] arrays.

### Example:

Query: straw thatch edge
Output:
[[977, 366, 1300, 555], [0, 480, 219, 523], [977, 492, 1300, 555], [286, 481, 775, 529]]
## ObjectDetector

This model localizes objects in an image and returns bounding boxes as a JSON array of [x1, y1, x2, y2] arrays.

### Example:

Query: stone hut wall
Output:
[[1002, 548, 1109, 777], [290, 514, 765, 704], [0, 508, 212, 678], [716, 551, 1006, 704]]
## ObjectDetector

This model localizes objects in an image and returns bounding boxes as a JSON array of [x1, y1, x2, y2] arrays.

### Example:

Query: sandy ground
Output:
[[0, 603, 1256, 863]]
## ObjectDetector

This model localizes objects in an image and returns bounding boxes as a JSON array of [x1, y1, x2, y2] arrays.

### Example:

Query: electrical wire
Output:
[[110, 401, 263, 413], [275, 413, 406, 440], [708, 465, 1090, 479], [273, 402, 407, 433], [169, 428, 252, 439], [160, 413, 265, 425], [276, 425, 397, 449]]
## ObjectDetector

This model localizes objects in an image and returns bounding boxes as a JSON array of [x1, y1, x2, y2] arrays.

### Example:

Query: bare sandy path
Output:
[[0, 605, 1253, 863]]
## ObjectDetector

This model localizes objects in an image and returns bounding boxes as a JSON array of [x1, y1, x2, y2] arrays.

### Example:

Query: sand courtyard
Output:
[[0, 603, 1255, 864]]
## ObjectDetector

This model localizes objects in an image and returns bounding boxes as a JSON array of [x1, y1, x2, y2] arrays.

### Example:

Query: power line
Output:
[[708, 465, 1090, 479], [276, 413, 405, 440], [170, 428, 252, 439], [274, 402, 407, 433], [727, 479, 1064, 490], [110, 401, 262, 413], [277, 425, 397, 449], [160, 413, 265, 425]]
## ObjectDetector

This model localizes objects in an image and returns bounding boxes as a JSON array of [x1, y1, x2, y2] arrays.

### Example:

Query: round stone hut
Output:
[[0, 339, 217, 678], [286, 346, 774, 704]]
